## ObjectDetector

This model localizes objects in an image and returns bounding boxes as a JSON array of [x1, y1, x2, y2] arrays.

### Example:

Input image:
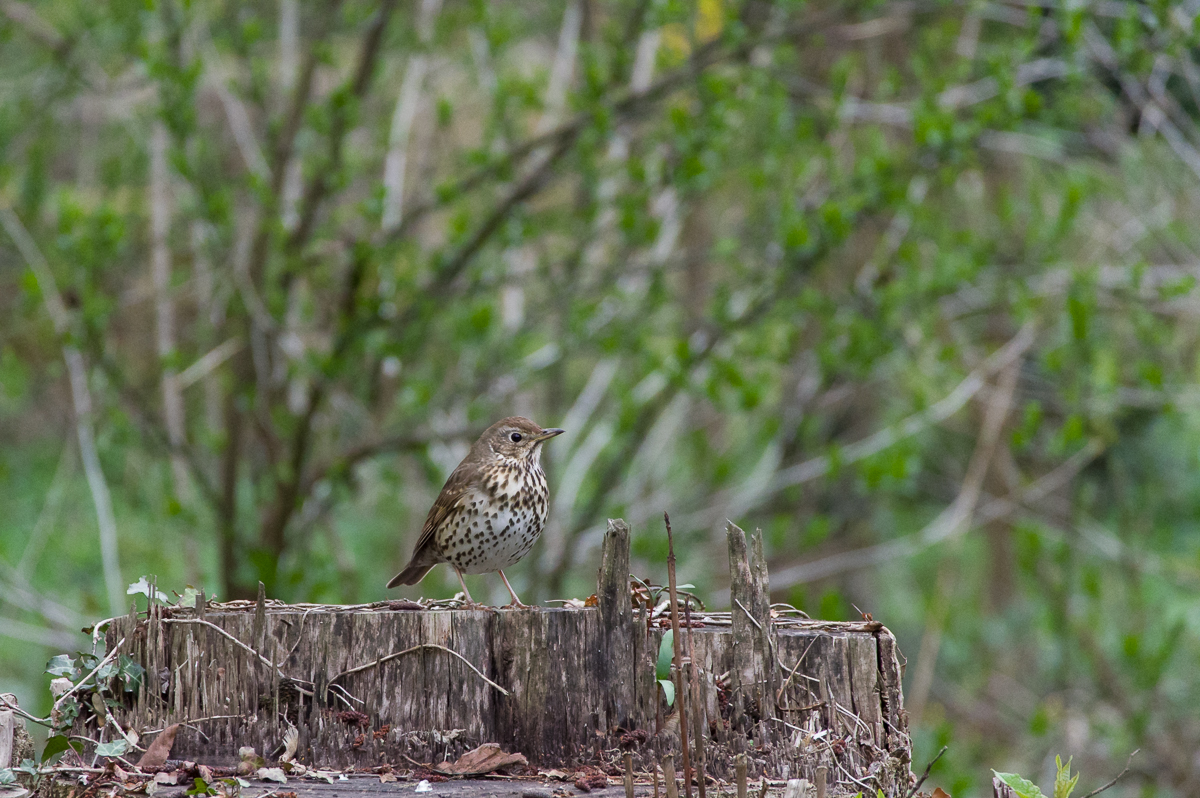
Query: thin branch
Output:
[[1078, 750, 1139, 798], [161, 618, 313, 693], [53, 639, 125, 715], [329, 643, 509, 696], [903, 746, 947, 798], [150, 122, 190, 500], [765, 437, 1104, 592], [0, 205, 124, 614]]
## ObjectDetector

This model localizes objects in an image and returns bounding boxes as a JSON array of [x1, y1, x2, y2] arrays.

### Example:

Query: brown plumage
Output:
[[386, 416, 564, 607]]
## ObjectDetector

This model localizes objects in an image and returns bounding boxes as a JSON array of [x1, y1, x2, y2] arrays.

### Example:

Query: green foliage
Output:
[[1, 1, 1200, 795], [994, 756, 1079, 798]]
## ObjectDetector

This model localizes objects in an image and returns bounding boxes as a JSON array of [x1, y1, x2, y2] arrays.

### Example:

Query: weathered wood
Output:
[[599, 519, 634, 731], [726, 523, 773, 742], [90, 518, 913, 795]]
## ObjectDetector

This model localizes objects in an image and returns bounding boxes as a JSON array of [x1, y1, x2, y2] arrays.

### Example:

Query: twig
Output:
[[664, 512, 691, 798], [53, 638, 124, 714], [330, 643, 509, 696], [161, 619, 313, 693], [1078, 750, 1139, 798], [0, 205, 124, 614], [732, 599, 764, 632], [142, 714, 246, 735], [776, 638, 818, 710], [0, 693, 54, 728], [902, 745, 947, 798]]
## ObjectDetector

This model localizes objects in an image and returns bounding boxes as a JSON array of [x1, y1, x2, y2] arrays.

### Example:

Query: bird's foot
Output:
[[501, 599, 535, 611], [456, 599, 496, 612]]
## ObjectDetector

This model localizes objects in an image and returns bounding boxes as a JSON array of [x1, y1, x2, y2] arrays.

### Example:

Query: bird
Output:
[[386, 417, 565, 608]]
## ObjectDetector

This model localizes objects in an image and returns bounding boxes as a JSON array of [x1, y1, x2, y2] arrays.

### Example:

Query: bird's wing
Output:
[[408, 459, 478, 559]]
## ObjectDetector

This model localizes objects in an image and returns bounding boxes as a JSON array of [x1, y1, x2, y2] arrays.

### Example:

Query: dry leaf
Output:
[[932, 789, 951, 798], [152, 772, 178, 786], [379, 773, 397, 783], [137, 724, 180, 769], [257, 768, 288, 783], [432, 743, 528, 776], [279, 724, 299, 764]]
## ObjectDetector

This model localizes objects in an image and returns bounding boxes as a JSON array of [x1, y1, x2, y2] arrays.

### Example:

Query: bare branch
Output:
[[0, 206, 124, 614]]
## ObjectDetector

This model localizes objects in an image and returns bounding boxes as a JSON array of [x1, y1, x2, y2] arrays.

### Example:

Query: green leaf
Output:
[[175, 587, 200, 608], [46, 655, 76, 677], [656, 630, 674, 680], [0, 768, 16, 785], [118, 655, 145, 693], [186, 777, 216, 796], [1054, 756, 1079, 798], [994, 771, 1048, 798], [657, 678, 675, 707], [95, 739, 129, 758], [40, 735, 80, 763]]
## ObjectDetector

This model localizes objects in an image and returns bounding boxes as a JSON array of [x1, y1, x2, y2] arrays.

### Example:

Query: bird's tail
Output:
[[386, 562, 435, 589]]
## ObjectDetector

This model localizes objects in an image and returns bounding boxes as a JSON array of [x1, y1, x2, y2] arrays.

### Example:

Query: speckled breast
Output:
[[435, 462, 549, 575]]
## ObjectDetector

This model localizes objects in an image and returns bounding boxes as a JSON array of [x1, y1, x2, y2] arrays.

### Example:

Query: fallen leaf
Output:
[[279, 725, 299, 764], [542, 770, 569, 780], [197, 765, 213, 783], [932, 789, 951, 798], [256, 768, 287, 783], [574, 774, 608, 792], [432, 743, 527, 776], [379, 773, 397, 783], [583, 594, 599, 607], [137, 725, 180, 769], [311, 772, 337, 784]]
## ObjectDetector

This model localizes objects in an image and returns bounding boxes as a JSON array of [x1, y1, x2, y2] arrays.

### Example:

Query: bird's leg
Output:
[[453, 567, 478, 606], [498, 570, 532, 610]]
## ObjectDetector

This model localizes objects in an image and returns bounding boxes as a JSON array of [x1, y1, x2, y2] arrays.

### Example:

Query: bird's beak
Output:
[[534, 428, 565, 442]]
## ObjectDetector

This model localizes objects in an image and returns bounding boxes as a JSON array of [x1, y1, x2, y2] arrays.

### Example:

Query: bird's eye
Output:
[[510, 432, 522, 442]]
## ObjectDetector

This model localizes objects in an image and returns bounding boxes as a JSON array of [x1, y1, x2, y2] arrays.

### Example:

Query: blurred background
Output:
[[2, 0, 1199, 794]]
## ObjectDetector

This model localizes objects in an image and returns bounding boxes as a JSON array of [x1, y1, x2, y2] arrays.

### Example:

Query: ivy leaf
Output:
[[994, 771, 1048, 798], [46, 655, 76, 677], [126, 577, 168, 603], [656, 630, 674, 681], [40, 735, 81, 763], [0, 769, 15, 786], [175, 587, 200, 608], [185, 778, 216, 796], [657, 678, 675, 707], [95, 739, 129, 758], [118, 656, 145, 693]]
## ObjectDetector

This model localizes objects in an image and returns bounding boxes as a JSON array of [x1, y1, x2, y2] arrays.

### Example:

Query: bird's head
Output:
[[482, 416, 565, 463]]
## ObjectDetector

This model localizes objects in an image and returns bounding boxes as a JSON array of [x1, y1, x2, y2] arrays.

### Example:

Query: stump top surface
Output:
[[186, 599, 888, 636]]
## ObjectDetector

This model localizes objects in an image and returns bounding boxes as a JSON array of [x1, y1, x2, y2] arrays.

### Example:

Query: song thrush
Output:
[[386, 417, 564, 607]]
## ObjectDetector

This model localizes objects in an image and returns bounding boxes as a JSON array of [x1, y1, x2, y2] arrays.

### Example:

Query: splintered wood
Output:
[[94, 519, 913, 795]]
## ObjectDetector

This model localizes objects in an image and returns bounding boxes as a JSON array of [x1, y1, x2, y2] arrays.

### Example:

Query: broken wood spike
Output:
[[624, 752, 635, 798], [663, 754, 679, 798], [736, 753, 747, 798], [664, 512, 692, 798]]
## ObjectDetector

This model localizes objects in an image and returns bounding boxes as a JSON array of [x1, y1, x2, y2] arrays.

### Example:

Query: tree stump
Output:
[[94, 520, 913, 795]]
